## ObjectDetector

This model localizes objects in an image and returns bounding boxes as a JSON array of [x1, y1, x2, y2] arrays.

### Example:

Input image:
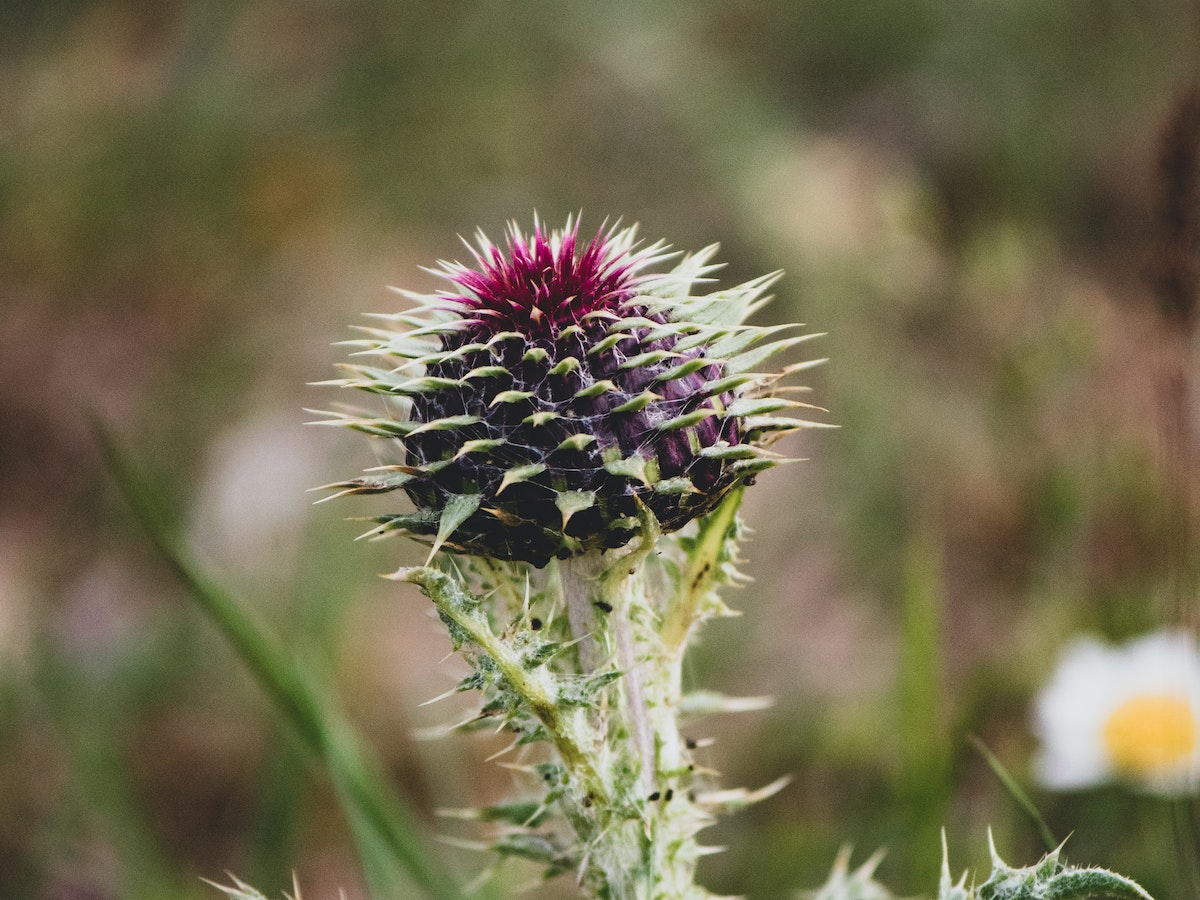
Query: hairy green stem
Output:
[[395, 566, 610, 806], [612, 597, 655, 795], [560, 555, 605, 673], [394, 495, 749, 899]]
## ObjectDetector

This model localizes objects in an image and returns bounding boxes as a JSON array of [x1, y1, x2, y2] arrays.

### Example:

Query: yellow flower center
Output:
[[1103, 693, 1196, 776]]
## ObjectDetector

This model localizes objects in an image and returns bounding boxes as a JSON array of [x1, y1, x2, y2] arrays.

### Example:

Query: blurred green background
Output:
[[3, 1, 1200, 897]]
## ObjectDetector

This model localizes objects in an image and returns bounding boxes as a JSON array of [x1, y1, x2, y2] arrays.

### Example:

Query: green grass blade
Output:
[[895, 527, 953, 878], [247, 725, 310, 893], [94, 420, 461, 899], [969, 734, 1058, 853], [35, 648, 190, 900]]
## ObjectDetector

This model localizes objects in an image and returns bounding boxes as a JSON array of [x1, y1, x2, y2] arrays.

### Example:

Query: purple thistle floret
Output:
[[441, 220, 641, 337], [322, 217, 817, 566]]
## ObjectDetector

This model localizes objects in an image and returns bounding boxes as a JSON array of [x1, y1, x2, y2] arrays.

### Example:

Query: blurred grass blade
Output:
[[36, 649, 185, 900], [94, 420, 461, 900], [899, 528, 943, 778], [896, 527, 951, 875], [969, 734, 1057, 853]]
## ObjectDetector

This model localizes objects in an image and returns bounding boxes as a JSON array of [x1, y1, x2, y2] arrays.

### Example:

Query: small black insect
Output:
[[593, 600, 613, 613], [530, 617, 543, 630]]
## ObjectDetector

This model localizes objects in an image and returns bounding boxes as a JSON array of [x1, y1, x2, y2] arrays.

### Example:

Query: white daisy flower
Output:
[[1033, 629, 1200, 795]]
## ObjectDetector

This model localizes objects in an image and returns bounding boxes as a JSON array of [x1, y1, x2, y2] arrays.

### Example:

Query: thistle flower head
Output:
[[321, 217, 820, 566]]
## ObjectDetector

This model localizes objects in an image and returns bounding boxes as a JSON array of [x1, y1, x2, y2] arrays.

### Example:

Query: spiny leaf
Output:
[[976, 838, 1155, 900], [489, 390, 535, 406], [726, 332, 823, 374], [202, 874, 274, 900], [485, 330, 524, 346], [698, 444, 759, 461], [729, 458, 776, 478], [619, 349, 680, 369], [414, 342, 488, 366], [522, 411, 561, 427], [430, 494, 482, 560], [724, 396, 802, 417], [555, 433, 597, 452], [705, 321, 799, 359], [671, 324, 729, 353], [586, 333, 628, 355], [692, 775, 791, 815], [938, 832, 971, 900], [698, 372, 760, 397], [521, 640, 566, 670], [606, 315, 659, 333], [611, 391, 661, 414], [548, 356, 581, 376], [389, 376, 469, 395], [311, 472, 413, 502], [800, 846, 893, 900], [557, 670, 623, 706], [743, 415, 835, 434], [653, 356, 718, 382], [678, 689, 773, 717], [573, 380, 618, 399], [464, 365, 511, 380], [437, 801, 550, 828], [556, 324, 584, 340], [603, 454, 649, 484], [306, 413, 414, 439], [555, 490, 597, 527], [454, 438, 506, 459], [402, 320, 475, 339], [643, 322, 701, 343], [653, 477, 699, 495], [657, 409, 716, 431], [357, 507, 441, 541], [579, 309, 620, 325], [497, 463, 547, 494], [406, 414, 483, 436]]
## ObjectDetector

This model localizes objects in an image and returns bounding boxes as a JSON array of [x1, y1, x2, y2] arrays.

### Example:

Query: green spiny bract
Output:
[[802, 847, 895, 900], [973, 834, 1153, 900], [804, 837, 1156, 900], [320, 217, 821, 566]]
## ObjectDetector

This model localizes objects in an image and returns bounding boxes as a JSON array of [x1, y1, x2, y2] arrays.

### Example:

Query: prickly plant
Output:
[[316, 217, 823, 897], [318, 217, 822, 566]]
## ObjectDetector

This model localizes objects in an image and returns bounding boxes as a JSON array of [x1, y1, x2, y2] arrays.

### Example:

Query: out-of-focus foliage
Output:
[[2, 1, 1198, 898]]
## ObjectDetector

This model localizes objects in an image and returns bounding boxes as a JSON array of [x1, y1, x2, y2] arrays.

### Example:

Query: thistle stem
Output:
[[554, 529, 711, 897], [613, 589, 656, 795], [561, 552, 657, 793], [400, 499, 731, 898], [394, 567, 609, 806], [560, 555, 604, 673]]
